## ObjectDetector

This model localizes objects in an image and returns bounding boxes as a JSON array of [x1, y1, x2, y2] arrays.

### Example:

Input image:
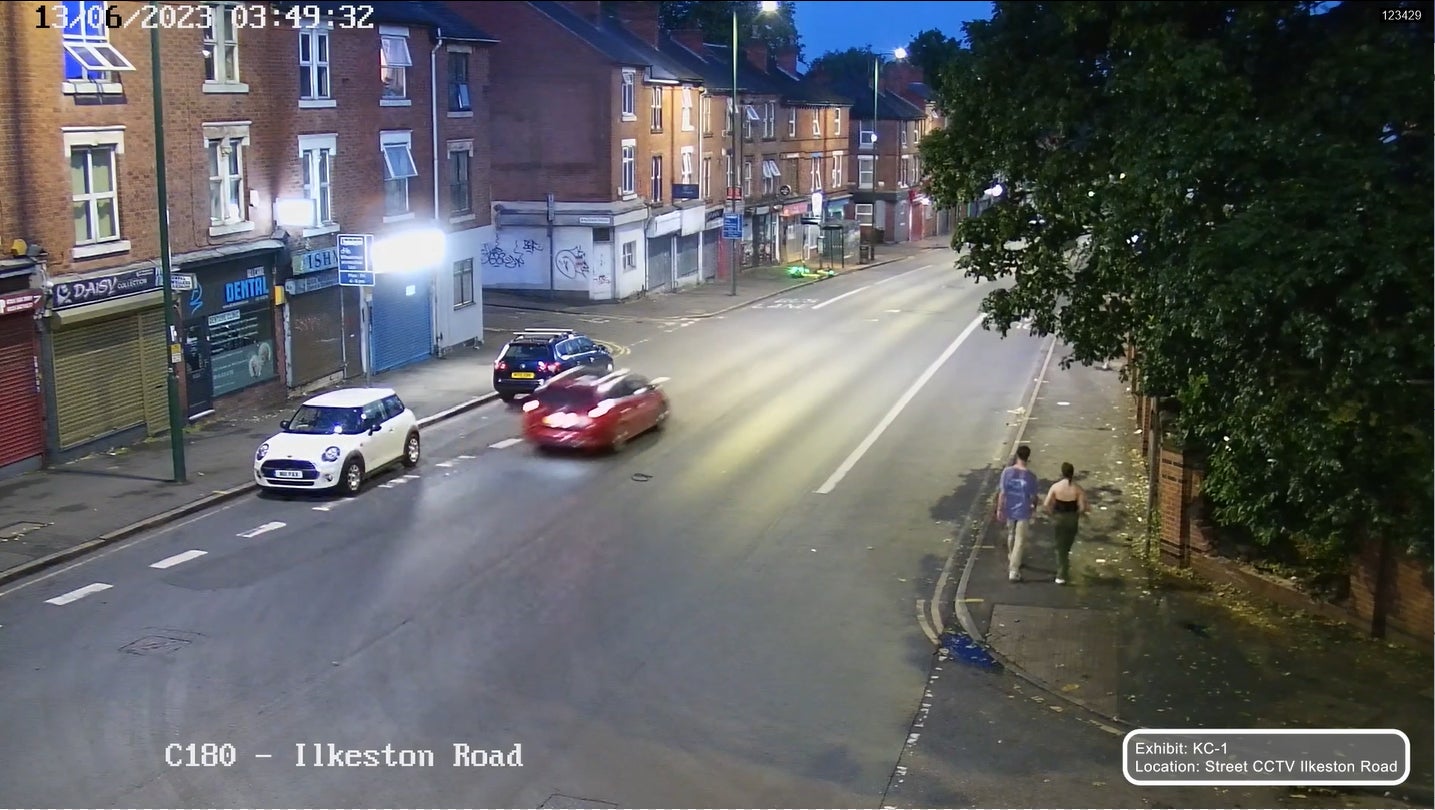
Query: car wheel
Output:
[[402, 432, 421, 468], [339, 457, 365, 496], [653, 405, 669, 430], [610, 429, 628, 453], [499, 392, 516, 403]]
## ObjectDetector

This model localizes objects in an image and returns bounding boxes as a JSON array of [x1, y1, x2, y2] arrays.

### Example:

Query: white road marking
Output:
[[651, 376, 670, 385], [458, 454, 477, 459], [872, 266, 927, 285], [811, 285, 871, 310], [435, 461, 457, 468], [399, 474, 420, 482], [236, 521, 286, 539], [489, 438, 522, 449], [916, 598, 940, 645], [312, 504, 335, 512], [815, 314, 985, 495], [44, 582, 112, 606], [150, 550, 207, 569]]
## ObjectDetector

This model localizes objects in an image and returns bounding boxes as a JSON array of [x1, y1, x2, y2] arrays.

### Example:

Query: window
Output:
[[681, 87, 694, 130], [650, 86, 663, 132], [203, 4, 242, 87], [621, 70, 636, 119], [206, 129, 248, 227], [858, 155, 875, 189], [742, 161, 752, 197], [811, 110, 821, 137], [761, 158, 776, 195], [621, 241, 637, 271], [299, 133, 336, 234], [833, 108, 842, 137], [763, 102, 776, 139], [298, 25, 331, 105], [381, 131, 418, 218], [448, 50, 471, 112], [899, 155, 911, 187], [650, 155, 663, 202], [809, 156, 822, 192], [453, 258, 475, 308], [860, 120, 876, 148], [380, 29, 412, 101], [60, 1, 135, 88], [855, 203, 874, 225], [620, 139, 636, 195], [449, 144, 472, 215], [743, 106, 753, 141], [701, 155, 711, 199], [724, 98, 733, 135], [831, 153, 843, 188], [70, 145, 120, 247], [680, 148, 694, 185], [900, 125, 908, 149], [701, 95, 712, 135]]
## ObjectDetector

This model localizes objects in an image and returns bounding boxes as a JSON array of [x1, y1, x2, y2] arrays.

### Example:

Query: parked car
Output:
[[254, 388, 420, 495], [493, 328, 614, 402], [521, 368, 668, 452]]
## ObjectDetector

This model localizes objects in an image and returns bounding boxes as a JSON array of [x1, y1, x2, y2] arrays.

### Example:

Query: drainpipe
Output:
[[431, 29, 443, 351]]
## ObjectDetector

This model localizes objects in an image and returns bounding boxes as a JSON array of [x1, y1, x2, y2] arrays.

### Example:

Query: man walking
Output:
[[995, 444, 1040, 582]]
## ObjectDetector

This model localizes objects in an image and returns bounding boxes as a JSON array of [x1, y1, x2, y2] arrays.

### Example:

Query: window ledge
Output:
[[299, 98, 337, 109], [209, 221, 256, 237], [449, 213, 477, 224], [203, 81, 250, 94], [447, 110, 474, 118], [383, 212, 416, 224], [621, 113, 638, 122], [381, 98, 413, 107], [301, 224, 341, 238], [72, 240, 132, 260], [453, 300, 477, 311], [682, 125, 695, 132], [63, 81, 124, 96]]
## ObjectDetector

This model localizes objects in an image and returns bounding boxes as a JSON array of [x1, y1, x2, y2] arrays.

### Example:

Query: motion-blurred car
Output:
[[521, 368, 668, 452], [493, 328, 614, 402], [254, 388, 420, 495]]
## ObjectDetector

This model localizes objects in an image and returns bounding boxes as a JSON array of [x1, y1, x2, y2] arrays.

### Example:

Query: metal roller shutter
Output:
[[53, 315, 147, 449], [646, 237, 672, 292], [369, 272, 432, 374], [675, 233, 700, 278], [0, 316, 44, 467], [702, 228, 720, 280], [288, 286, 345, 386]]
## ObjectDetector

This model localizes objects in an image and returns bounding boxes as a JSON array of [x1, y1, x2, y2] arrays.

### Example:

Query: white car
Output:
[[254, 388, 420, 495]]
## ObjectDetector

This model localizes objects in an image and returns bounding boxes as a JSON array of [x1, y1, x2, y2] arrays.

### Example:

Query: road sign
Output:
[[169, 273, 195, 291], [726, 186, 742, 201], [722, 213, 743, 240], [339, 270, 376, 287]]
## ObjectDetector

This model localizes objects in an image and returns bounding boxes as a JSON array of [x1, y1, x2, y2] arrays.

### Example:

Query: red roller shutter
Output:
[[0, 313, 44, 467]]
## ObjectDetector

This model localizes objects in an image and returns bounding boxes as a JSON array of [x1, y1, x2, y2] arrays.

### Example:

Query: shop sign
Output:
[[704, 208, 724, 224], [781, 203, 808, 217], [187, 265, 270, 319], [0, 290, 44, 316], [284, 269, 339, 297], [293, 247, 339, 276], [223, 275, 269, 306], [50, 267, 160, 309]]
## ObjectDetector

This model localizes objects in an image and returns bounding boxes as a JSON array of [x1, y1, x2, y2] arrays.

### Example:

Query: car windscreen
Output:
[[502, 343, 553, 362], [538, 387, 598, 409], [285, 405, 366, 435]]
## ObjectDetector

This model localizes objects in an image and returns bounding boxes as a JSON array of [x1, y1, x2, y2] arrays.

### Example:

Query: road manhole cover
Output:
[[0, 522, 47, 541], [540, 795, 618, 809], [120, 635, 193, 656]]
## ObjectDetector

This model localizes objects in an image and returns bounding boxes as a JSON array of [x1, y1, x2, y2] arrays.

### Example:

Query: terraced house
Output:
[[0, 0, 494, 473]]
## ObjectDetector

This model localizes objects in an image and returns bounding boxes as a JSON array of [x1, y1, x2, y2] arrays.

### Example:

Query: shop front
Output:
[[908, 189, 930, 240], [779, 201, 806, 263], [368, 266, 433, 374], [182, 258, 282, 416], [0, 290, 46, 474], [284, 245, 360, 390], [674, 204, 705, 285], [44, 265, 169, 455], [701, 208, 722, 281], [644, 210, 680, 293]]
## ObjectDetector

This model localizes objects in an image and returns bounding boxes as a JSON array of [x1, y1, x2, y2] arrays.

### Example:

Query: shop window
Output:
[[206, 302, 277, 398]]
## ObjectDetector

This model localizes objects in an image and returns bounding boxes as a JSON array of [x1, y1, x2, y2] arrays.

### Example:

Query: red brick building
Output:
[[0, 0, 494, 469]]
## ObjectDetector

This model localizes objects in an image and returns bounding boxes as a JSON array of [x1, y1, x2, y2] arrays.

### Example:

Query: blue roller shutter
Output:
[[369, 271, 432, 373]]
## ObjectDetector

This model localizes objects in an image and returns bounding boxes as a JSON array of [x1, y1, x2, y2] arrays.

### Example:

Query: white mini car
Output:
[[254, 387, 420, 495]]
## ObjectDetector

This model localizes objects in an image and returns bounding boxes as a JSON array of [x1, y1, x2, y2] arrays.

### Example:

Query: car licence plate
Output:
[[511, 372, 535, 379], [273, 470, 304, 479]]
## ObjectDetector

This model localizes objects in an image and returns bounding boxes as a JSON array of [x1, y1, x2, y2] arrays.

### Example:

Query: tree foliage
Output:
[[918, 1, 1434, 564], [658, 1, 803, 60], [806, 46, 879, 85], [904, 29, 961, 98]]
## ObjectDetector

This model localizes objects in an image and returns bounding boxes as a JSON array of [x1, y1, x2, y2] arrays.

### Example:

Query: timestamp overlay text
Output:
[[1123, 729, 1410, 786]]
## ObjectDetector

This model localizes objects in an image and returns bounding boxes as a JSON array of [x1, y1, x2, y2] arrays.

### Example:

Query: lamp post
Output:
[[868, 47, 905, 248], [729, 0, 780, 296], [150, 1, 187, 483]]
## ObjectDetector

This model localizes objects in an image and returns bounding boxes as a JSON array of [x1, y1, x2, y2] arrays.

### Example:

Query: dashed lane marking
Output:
[[236, 521, 286, 539], [811, 285, 871, 310], [150, 550, 207, 569], [44, 582, 112, 606], [312, 503, 337, 512], [458, 454, 477, 460], [489, 438, 523, 450], [435, 461, 457, 468]]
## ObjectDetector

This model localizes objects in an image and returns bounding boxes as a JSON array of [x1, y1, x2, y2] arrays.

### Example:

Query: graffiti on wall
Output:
[[554, 247, 590, 280], [481, 238, 542, 269]]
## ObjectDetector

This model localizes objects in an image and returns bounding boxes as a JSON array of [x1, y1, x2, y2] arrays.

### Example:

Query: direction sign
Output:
[[337, 233, 374, 287], [169, 272, 196, 291], [722, 213, 743, 240], [339, 270, 376, 287]]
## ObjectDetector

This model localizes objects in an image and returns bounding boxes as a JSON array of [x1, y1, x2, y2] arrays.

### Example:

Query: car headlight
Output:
[[255, 443, 269, 461], [321, 446, 341, 463]]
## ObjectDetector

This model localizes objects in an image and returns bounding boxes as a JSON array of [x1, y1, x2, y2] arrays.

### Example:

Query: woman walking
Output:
[[1043, 462, 1090, 585]]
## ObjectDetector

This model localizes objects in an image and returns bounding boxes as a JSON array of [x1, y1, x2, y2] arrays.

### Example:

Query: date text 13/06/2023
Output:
[[35, 3, 377, 31], [165, 743, 526, 769]]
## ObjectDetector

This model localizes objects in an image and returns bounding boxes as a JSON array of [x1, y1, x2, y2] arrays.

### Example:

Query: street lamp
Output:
[[150, 0, 187, 483], [729, 0, 781, 296]]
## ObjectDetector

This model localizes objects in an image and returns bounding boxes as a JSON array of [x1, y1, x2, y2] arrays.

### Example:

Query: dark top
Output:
[[1052, 496, 1081, 514]]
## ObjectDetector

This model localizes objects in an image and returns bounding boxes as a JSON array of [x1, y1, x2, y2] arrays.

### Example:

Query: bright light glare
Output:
[[893, 47, 908, 60], [273, 198, 317, 228], [759, 1, 779, 12], [523, 400, 540, 412], [986, 183, 1004, 198], [372, 227, 446, 272]]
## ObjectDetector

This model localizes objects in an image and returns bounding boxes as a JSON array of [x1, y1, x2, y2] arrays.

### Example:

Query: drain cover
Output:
[[540, 796, 618, 809], [0, 522, 47, 541], [120, 635, 193, 656]]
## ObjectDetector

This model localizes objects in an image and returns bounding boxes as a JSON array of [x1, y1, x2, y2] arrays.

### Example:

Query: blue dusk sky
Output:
[[792, 1, 992, 65]]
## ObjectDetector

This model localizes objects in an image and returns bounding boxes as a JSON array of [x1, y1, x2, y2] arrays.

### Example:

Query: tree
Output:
[[659, 1, 803, 60], [806, 46, 879, 86], [919, 1, 1434, 567], [904, 29, 961, 97]]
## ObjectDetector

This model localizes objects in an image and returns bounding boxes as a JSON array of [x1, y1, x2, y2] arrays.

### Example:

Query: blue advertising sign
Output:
[[722, 214, 743, 240], [337, 234, 374, 286], [339, 270, 376, 287]]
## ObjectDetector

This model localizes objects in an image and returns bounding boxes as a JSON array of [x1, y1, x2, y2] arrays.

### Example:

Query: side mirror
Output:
[[369, 422, 381, 435], [280, 419, 290, 429]]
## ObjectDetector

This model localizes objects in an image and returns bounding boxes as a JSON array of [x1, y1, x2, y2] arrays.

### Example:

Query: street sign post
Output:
[[337, 233, 375, 286], [169, 272, 195, 291], [722, 213, 743, 240]]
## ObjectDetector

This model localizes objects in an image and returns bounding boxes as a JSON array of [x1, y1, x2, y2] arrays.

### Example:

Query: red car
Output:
[[521, 368, 669, 452]]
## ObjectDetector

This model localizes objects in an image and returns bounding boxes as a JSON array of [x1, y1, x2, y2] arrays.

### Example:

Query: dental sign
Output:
[[224, 275, 269, 306]]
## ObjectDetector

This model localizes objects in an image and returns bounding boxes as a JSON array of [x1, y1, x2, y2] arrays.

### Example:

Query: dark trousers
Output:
[[1053, 512, 1079, 580]]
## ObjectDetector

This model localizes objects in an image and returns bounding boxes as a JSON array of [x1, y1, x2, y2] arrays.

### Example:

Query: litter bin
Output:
[[859, 243, 874, 262]]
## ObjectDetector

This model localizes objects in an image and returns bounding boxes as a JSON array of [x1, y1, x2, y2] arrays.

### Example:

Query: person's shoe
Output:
[[1055, 578, 1067, 585], [1008, 572, 1022, 582]]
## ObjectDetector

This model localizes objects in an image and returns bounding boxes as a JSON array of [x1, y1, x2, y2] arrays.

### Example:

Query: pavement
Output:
[[884, 349, 1435, 809]]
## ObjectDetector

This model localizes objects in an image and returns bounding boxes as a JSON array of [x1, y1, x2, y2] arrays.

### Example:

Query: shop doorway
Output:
[[184, 323, 213, 419]]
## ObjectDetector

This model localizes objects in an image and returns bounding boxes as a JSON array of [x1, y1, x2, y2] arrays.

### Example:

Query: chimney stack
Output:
[[562, 0, 601, 24], [612, 0, 660, 49], [883, 62, 921, 97], [672, 28, 707, 56], [775, 46, 798, 76], [744, 42, 769, 73]]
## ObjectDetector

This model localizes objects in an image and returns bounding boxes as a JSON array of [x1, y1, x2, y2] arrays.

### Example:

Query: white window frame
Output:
[[899, 155, 911, 188], [858, 155, 875, 189], [621, 241, 637, 271], [788, 108, 797, 137], [298, 132, 338, 237], [204, 121, 252, 234], [453, 258, 475, 308], [743, 105, 754, 140], [650, 86, 664, 132], [742, 161, 752, 197], [724, 97, 734, 135], [830, 151, 844, 188], [860, 120, 876, 149], [809, 156, 822, 192], [381, 129, 418, 222], [701, 153, 712, 200], [447, 46, 473, 117], [681, 87, 694, 131], [380, 26, 413, 106], [900, 125, 908, 149], [621, 70, 637, 119], [701, 95, 712, 135], [620, 139, 637, 196], [761, 158, 776, 196], [203, 3, 247, 93], [680, 147, 695, 185], [60, 0, 134, 94], [855, 203, 874, 226], [763, 102, 776, 139], [651, 154, 663, 202], [833, 108, 842, 137], [448, 139, 475, 221], [724, 153, 733, 189], [298, 23, 334, 108], [63, 127, 129, 259], [811, 110, 821, 137]]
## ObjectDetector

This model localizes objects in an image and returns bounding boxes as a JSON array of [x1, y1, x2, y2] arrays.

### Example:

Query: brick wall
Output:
[[1350, 540, 1435, 647], [1157, 449, 1192, 566], [435, 42, 494, 227]]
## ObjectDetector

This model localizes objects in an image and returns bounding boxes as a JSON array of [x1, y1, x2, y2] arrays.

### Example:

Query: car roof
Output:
[[302, 387, 396, 408], [543, 368, 634, 394], [508, 327, 583, 344]]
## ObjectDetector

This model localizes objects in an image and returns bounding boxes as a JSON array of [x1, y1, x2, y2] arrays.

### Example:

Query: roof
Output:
[[812, 76, 926, 120], [304, 388, 398, 408], [279, 2, 498, 42], [764, 61, 851, 107], [700, 43, 786, 96], [906, 82, 934, 102], [527, 1, 701, 83]]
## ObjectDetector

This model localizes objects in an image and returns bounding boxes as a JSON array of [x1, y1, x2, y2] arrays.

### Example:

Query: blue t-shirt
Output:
[[1000, 466, 1039, 521]]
